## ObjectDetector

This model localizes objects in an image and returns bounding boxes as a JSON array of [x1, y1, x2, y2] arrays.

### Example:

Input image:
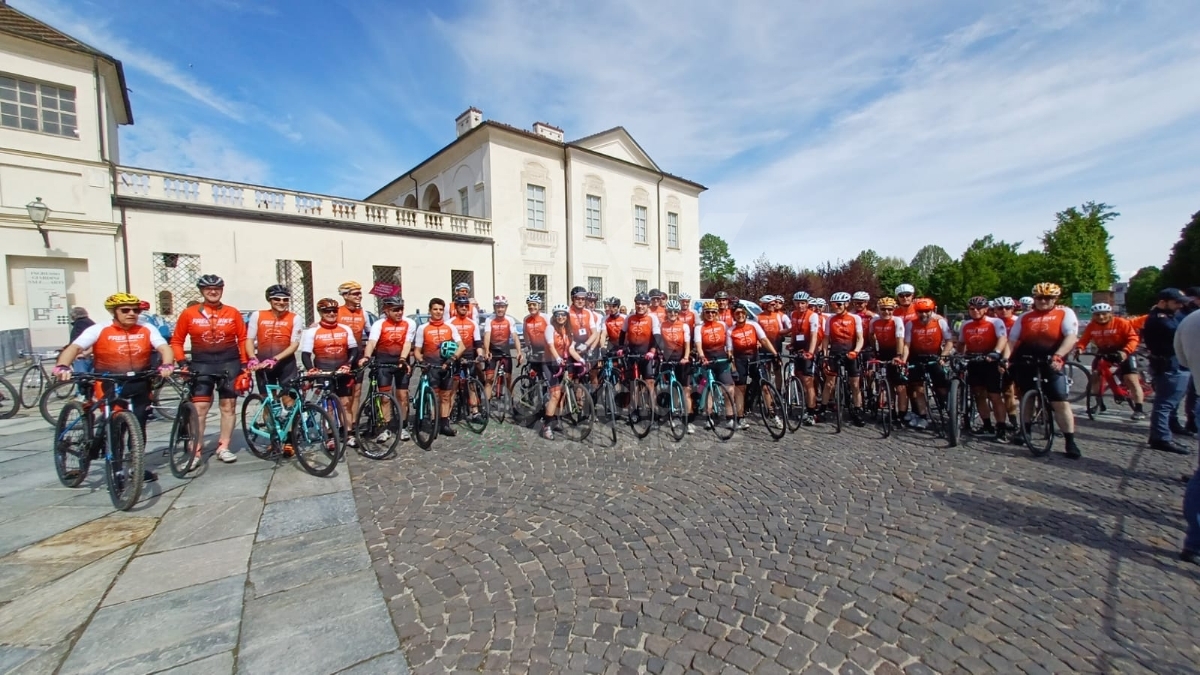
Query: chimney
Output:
[[532, 122, 564, 143], [456, 107, 483, 137]]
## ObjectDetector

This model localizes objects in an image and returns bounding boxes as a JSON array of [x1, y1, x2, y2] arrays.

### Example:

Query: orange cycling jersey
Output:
[[622, 313, 662, 350], [853, 309, 877, 321], [568, 307, 596, 344], [1127, 314, 1147, 333], [484, 315, 517, 347], [74, 323, 166, 373], [171, 303, 246, 363], [959, 317, 1006, 354], [679, 309, 697, 331], [300, 323, 357, 371], [907, 317, 951, 356], [651, 306, 667, 323], [894, 304, 917, 323], [1009, 307, 1079, 355], [550, 326, 572, 358], [449, 315, 481, 346], [999, 314, 1016, 332], [869, 316, 904, 353], [414, 321, 460, 360], [757, 311, 786, 343], [604, 314, 625, 343], [1077, 316, 1138, 355], [694, 322, 731, 357], [790, 309, 820, 350], [336, 306, 369, 341], [524, 314, 549, 349], [660, 320, 689, 357], [718, 308, 734, 328], [824, 313, 862, 351], [368, 317, 415, 357], [730, 322, 767, 356], [248, 310, 300, 360]]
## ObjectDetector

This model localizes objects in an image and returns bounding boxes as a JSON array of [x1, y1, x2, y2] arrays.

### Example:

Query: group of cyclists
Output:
[[50, 269, 1145, 464]]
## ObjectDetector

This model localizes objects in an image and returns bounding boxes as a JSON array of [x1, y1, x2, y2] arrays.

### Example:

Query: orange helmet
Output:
[[316, 297, 340, 313], [914, 298, 936, 312], [1031, 282, 1062, 297]]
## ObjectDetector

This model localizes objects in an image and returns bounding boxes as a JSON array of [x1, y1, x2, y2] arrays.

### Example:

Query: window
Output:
[[585, 194, 602, 237], [634, 205, 648, 244], [451, 270, 475, 297], [668, 282, 680, 301], [635, 279, 648, 295], [459, 187, 469, 216], [371, 265, 403, 314], [0, 75, 77, 137], [526, 184, 546, 230], [278, 260, 316, 324], [587, 276, 603, 296], [667, 212, 679, 249], [529, 274, 548, 300], [152, 252, 202, 318]]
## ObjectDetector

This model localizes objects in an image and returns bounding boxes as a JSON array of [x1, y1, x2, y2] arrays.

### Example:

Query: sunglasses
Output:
[[319, 308, 338, 314], [830, 302, 846, 307], [1033, 295, 1055, 301], [385, 305, 405, 310], [897, 293, 914, 298], [269, 297, 290, 302], [115, 307, 142, 314], [344, 292, 362, 297]]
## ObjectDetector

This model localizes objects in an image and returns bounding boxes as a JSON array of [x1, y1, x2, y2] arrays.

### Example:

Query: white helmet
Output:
[[995, 296, 1015, 308], [830, 292, 852, 303], [852, 291, 870, 301], [793, 291, 810, 302], [759, 294, 773, 304], [812, 298, 827, 308], [1019, 296, 1034, 308], [551, 303, 569, 314], [895, 284, 915, 295], [678, 291, 692, 300], [1091, 303, 1113, 313], [526, 294, 542, 306]]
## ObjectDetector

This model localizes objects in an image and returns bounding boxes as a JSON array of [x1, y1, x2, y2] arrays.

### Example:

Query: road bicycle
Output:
[[623, 355, 656, 439], [781, 355, 807, 433], [485, 352, 513, 424], [819, 353, 854, 434], [409, 362, 441, 450], [1014, 355, 1059, 457], [946, 355, 993, 447], [449, 356, 488, 434], [18, 350, 58, 409], [511, 357, 593, 441], [741, 357, 786, 441], [352, 362, 405, 459], [907, 356, 951, 439], [239, 374, 344, 475], [654, 359, 690, 442], [52, 372, 151, 510], [693, 358, 736, 441], [1084, 352, 1151, 420], [592, 353, 625, 444], [862, 358, 894, 438]]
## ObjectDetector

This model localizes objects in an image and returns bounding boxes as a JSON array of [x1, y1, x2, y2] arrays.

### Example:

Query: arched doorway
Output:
[[402, 194, 418, 209], [422, 184, 442, 212]]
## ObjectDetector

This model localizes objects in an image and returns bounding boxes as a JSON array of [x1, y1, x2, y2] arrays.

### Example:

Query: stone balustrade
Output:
[[115, 167, 493, 238]]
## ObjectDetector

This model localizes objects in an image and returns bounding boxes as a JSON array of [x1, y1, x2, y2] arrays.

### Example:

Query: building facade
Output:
[[0, 3, 702, 349]]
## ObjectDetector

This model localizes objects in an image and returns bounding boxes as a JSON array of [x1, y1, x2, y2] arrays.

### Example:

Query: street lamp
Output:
[[25, 197, 50, 248]]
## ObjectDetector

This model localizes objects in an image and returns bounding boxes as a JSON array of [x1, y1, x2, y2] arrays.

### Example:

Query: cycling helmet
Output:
[[571, 285, 588, 298], [968, 296, 990, 308], [634, 292, 650, 304], [701, 301, 719, 311], [453, 297, 471, 306], [526, 294, 542, 306], [995, 296, 1016, 308], [1091, 302, 1113, 313], [265, 284, 291, 300], [894, 284, 915, 295], [381, 295, 404, 308], [914, 298, 936, 312], [493, 295, 508, 306], [606, 296, 621, 307], [812, 298, 827, 308], [551, 303, 569, 315], [1019, 296, 1034, 307], [714, 291, 730, 300], [197, 274, 224, 288], [104, 292, 141, 310], [830, 292, 852, 303], [877, 297, 897, 310], [439, 340, 459, 360], [585, 291, 598, 301], [1031, 282, 1062, 297], [987, 300, 998, 309], [316, 297, 340, 312], [650, 288, 664, 298], [852, 291, 870, 301], [454, 282, 471, 292], [138, 300, 151, 311], [679, 291, 692, 300], [337, 281, 361, 294], [666, 300, 681, 311], [759, 294, 773, 305], [793, 291, 810, 302]]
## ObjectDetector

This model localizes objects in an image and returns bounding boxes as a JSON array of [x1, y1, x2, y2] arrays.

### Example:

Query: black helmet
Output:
[[649, 288, 663, 298], [453, 296, 471, 306], [634, 292, 650, 304], [382, 295, 404, 308], [606, 297, 621, 307], [714, 291, 730, 300], [571, 285, 588, 298], [585, 291, 598, 301], [197, 274, 224, 289], [265, 284, 290, 300]]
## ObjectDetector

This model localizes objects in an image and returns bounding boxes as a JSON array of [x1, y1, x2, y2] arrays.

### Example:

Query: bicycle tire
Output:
[[413, 387, 438, 450], [1085, 381, 1103, 420], [709, 384, 735, 441], [53, 401, 92, 487], [0, 375, 21, 420], [106, 411, 144, 511], [1021, 389, 1053, 457], [488, 372, 510, 424], [784, 376, 804, 433], [877, 384, 892, 438], [169, 401, 202, 477], [240, 395, 277, 460], [357, 392, 402, 459], [628, 379, 654, 439], [759, 381, 785, 441], [598, 381, 619, 445], [39, 379, 76, 425], [510, 374, 543, 426], [461, 379, 488, 434], [666, 379, 687, 442], [19, 365, 44, 409], [561, 380, 594, 442], [947, 378, 962, 447], [833, 374, 844, 434], [152, 377, 184, 421], [1063, 361, 1090, 403], [292, 402, 340, 476]]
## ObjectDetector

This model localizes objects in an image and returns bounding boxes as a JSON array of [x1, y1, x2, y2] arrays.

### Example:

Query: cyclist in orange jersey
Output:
[[660, 300, 695, 433], [1075, 302, 1144, 420], [678, 292, 697, 331], [904, 298, 953, 430], [788, 291, 822, 423], [868, 297, 908, 423], [362, 295, 416, 443], [730, 304, 780, 429], [820, 292, 865, 426], [414, 297, 464, 436], [482, 295, 524, 399], [956, 296, 1010, 439], [893, 284, 917, 322]]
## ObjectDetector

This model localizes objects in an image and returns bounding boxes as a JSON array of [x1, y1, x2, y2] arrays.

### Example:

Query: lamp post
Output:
[[25, 197, 50, 248]]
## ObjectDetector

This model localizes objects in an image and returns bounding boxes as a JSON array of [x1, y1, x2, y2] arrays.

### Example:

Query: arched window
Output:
[[422, 184, 442, 212]]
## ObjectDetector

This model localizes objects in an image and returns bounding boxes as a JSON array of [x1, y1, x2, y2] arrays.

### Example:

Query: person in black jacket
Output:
[[67, 306, 94, 376], [1183, 288, 1200, 433], [1145, 289, 1190, 453]]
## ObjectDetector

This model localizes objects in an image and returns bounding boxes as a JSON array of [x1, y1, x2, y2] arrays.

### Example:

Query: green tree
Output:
[[1126, 266, 1161, 313], [854, 249, 882, 274], [878, 266, 918, 297], [699, 233, 737, 288], [1005, 251, 1048, 300], [926, 261, 966, 309], [1161, 210, 1200, 289], [1041, 201, 1118, 295], [878, 255, 909, 271], [910, 245, 952, 282]]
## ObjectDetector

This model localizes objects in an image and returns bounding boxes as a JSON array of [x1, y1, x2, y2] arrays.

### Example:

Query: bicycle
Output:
[[511, 353, 548, 428], [946, 355, 991, 447], [819, 354, 853, 434], [408, 362, 441, 450], [511, 356, 593, 441], [654, 359, 690, 442], [301, 370, 352, 450], [52, 372, 151, 510], [693, 359, 736, 441], [907, 356, 951, 438], [352, 362, 405, 459], [449, 356, 488, 434], [1084, 352, 1151, 420], [623, 355, 656, 439], [18, 350, 58, 409], [862, 359, 894, 438], [781, 355, 807, 433], [485, 352, 514, 424], [742, 357, 786, 441], [165, 370, 227, 478], [240, 374, 344, 475], [593, 353, 625, 444], [1014, 355, 1058, 457]]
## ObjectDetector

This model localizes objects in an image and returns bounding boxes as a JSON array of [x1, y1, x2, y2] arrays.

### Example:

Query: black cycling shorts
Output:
[[1092, 353, 1137, 377], [732, 355, 761, 386], [374, 359, 411, 392], [965, 358, 1004, 394], [696, 359, 734, 388], [624, 354, 657, 381], [1012, 359, 1070, 403], [255, 356, 298, 396], [191, 359, 241, 402], [908, 358, 949, 390], [825, 351, 860, 378]]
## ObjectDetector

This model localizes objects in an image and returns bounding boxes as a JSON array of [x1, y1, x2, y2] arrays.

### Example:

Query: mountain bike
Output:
[[693, 359, 736, 441], [165, 370, 226, 478], [240, 374, 343, 475], [52, 372, 151, 510]]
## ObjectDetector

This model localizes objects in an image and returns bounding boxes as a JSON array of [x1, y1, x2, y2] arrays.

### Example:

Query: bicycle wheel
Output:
[[561, 380, 594, 442], [1021, 389, 1053, 457], [292, 402, 339, 476], [240, 395, 277, 461], [758, 381, 786, 441], [877, 384, 892, 438], [53, 401, 92, 487], [664, 379, 687, 442], [461, 379, 488, 434], [38, 379, 76, 425], [709, 384, 735, 441], [597, 381, 619, 445], [357, 391, 402, 459], [488, 373, 510, 424], [0, 376, 20, 420], [784, 376, 804, 433], [169, 401, 202, 477], [152, 377, 184, 421], [947, 378, 962, 447], [511, 374, 542, 426], [105, 411, 144, 511], [1085, 381, 1104, 420], [19, 365, 45, 409], [413, 387, 439, 450], [1063, 361, 1090, 403], [832, 376, 844, 433], [628, 379, 654, 439]]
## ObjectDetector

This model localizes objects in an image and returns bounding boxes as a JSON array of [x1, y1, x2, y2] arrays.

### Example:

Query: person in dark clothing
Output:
[[1145, 289, 1190, 453], [1183, 288, 1200, 433], [67, 307, 95, 378]]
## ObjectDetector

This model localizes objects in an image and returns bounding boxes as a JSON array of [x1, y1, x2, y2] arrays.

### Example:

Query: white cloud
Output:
[[123, 119, 270, 185]]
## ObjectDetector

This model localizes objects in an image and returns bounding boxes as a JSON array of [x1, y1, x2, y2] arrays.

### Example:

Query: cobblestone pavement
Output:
[[351, 408, 1200, 675]]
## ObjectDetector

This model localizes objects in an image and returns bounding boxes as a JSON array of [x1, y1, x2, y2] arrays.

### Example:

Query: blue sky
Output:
[[20, 0, 1200, 281]]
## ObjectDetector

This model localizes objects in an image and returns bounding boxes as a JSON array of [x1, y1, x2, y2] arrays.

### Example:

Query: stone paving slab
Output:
[[140, 497, 263, 554], [0, 506, 102, 557], [237, 568, 399, 675], [248, 522, 370, 599], [171, 467, 273, 508], [59, 575, 244, 675], [158, 651, 235, 674], [104, 534, 254, 606], [265, 463, 351, 504], [0, 448, 39, 461], [0, 485, 80, 523], [256, 490, 356, 542], [0, 641, 70, 675], [334, 650, 411, 674]]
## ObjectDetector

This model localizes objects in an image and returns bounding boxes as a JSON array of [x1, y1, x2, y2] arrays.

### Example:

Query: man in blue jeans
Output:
[[1173, 307, 1200, 561], [1144, 288, 1189, 454]]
